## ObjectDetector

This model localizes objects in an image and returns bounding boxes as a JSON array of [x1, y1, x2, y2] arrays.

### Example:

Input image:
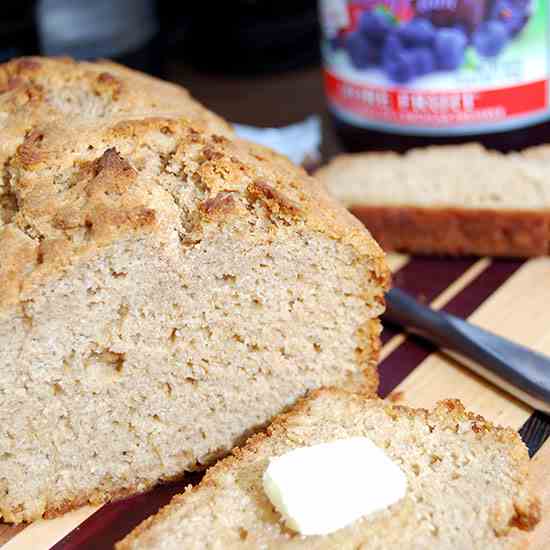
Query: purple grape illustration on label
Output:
[[414, 0, 487, 36], [346, 31, 379, 68], [382, 34, 417, 83], [358, 9, 394, 41], [434, 27, 467, 70], [321, 0, 549, 135], [490, 0, 533, 37], [340, 0, 537, 83], [412, 47, 437, 75], [473, 20, 509, 57], [397, 17, 436, 47]]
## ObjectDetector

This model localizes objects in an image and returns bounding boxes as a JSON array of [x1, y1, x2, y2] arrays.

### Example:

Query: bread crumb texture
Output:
[[118, 389, 540, 550], [0, 58, 388, 522], [316, 143, 550, 211]]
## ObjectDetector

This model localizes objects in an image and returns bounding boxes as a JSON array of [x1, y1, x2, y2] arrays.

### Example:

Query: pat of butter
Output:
[[262, 437, 407, 536]]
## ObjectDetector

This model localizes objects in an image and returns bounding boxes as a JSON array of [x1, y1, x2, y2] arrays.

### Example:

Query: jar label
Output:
[[320, 0, 550, 135]]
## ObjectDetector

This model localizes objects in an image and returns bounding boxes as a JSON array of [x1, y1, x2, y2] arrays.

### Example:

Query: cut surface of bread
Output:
[[316, 144, 550, 257], [0, 58, 389, 522], [118, 388, 540, 550]]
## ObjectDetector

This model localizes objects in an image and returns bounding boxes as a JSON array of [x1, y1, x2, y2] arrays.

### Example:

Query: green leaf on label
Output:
[[462, 47, 479, 70], [374, 4, 398, 25]]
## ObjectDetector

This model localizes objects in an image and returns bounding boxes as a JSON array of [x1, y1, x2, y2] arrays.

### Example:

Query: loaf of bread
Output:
[[0, 56, 232, 136], [316, 144, 550, 257], [118, 388, 540, 550], [0, 58, 389, 523]]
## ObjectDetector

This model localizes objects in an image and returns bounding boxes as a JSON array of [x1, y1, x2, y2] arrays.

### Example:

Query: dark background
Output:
[[157, 1, 342, 160], [4, 1, 341, 160]]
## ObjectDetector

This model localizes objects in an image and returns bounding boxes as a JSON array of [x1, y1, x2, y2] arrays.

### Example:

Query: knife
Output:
[[383, 287, 550, 413]]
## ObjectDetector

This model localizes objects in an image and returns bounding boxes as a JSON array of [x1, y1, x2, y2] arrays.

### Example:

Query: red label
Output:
[[325, 69, 548, 127]]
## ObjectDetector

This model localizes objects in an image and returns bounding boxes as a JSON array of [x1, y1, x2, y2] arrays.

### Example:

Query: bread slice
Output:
[[118, 388, 540, 550], [0, 58, 389, 522], [316, 144, 550, 257]]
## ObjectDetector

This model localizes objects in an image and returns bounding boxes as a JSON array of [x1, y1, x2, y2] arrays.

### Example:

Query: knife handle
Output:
[[384, 288, 550, 413]]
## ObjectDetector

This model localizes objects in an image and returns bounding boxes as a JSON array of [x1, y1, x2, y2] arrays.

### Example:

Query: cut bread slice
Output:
[[118, 388, 540, 550], [316, 144, 550, 257], [0, 58, 389, 523]]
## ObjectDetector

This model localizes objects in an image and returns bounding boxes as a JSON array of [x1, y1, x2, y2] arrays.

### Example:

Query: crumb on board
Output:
[[388, 391, 404, 403]]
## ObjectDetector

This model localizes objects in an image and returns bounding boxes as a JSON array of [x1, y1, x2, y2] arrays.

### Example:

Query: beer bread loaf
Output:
[[0, 58, 388, 522]]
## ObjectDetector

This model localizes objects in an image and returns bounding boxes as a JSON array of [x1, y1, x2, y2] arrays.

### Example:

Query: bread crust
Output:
[[0, 121, 388, 311], [0, 62, 388, 314], [0, 56, 233, 135], [349, 206, 550, 258], [0, 58, 388, 317], [316, 143, 550, 259]]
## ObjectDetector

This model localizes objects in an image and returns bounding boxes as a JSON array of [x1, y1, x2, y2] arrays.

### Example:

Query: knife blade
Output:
[[383, 287, 550, 413]]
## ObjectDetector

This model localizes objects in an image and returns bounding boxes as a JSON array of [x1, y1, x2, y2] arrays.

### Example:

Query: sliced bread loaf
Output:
[[316, 144, 550, 257], [118, 388, 540, 550], [0, 58, 389, 522]]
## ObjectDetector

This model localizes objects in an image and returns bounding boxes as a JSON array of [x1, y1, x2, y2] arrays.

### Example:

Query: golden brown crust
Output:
[[0, 61, 388, 316], [0, 121, 387, 313], [509, 499, 542, 532], [41, 487, 144, 520], [0, 56, 232, 134], [247, 179, 301, 219], [0, 55, 236, 316], [349, 206, 550, 257], [39, 473, 192, 522], [198, 192, 237, 218], [354, 318, 382, 390]]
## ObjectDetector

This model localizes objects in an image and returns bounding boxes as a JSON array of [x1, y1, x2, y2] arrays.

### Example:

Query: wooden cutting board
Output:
[[2, 254, 549, 549]]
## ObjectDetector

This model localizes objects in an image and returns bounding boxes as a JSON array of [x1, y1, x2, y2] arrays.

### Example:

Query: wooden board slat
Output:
[[385, 253, 409, 273], [2, 508, 99, 550], [0, 526, 25, 547], [396, 354, 532, 427], [396, 258, 550, 426], [380, 258, 491, 362], [378, 259, 523, 398]]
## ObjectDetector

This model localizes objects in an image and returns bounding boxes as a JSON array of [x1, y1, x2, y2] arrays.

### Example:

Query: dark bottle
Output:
[[161, 0, 320, 75], [319, 0, 550, 152], [0, 2, 39, 62], [37, 0, 161, 75]]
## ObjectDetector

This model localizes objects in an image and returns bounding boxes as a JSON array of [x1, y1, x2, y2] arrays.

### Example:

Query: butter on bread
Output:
[[262, 437, 407, 536], [0, 58, 388, 522], [118, 388, 540, 550]]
